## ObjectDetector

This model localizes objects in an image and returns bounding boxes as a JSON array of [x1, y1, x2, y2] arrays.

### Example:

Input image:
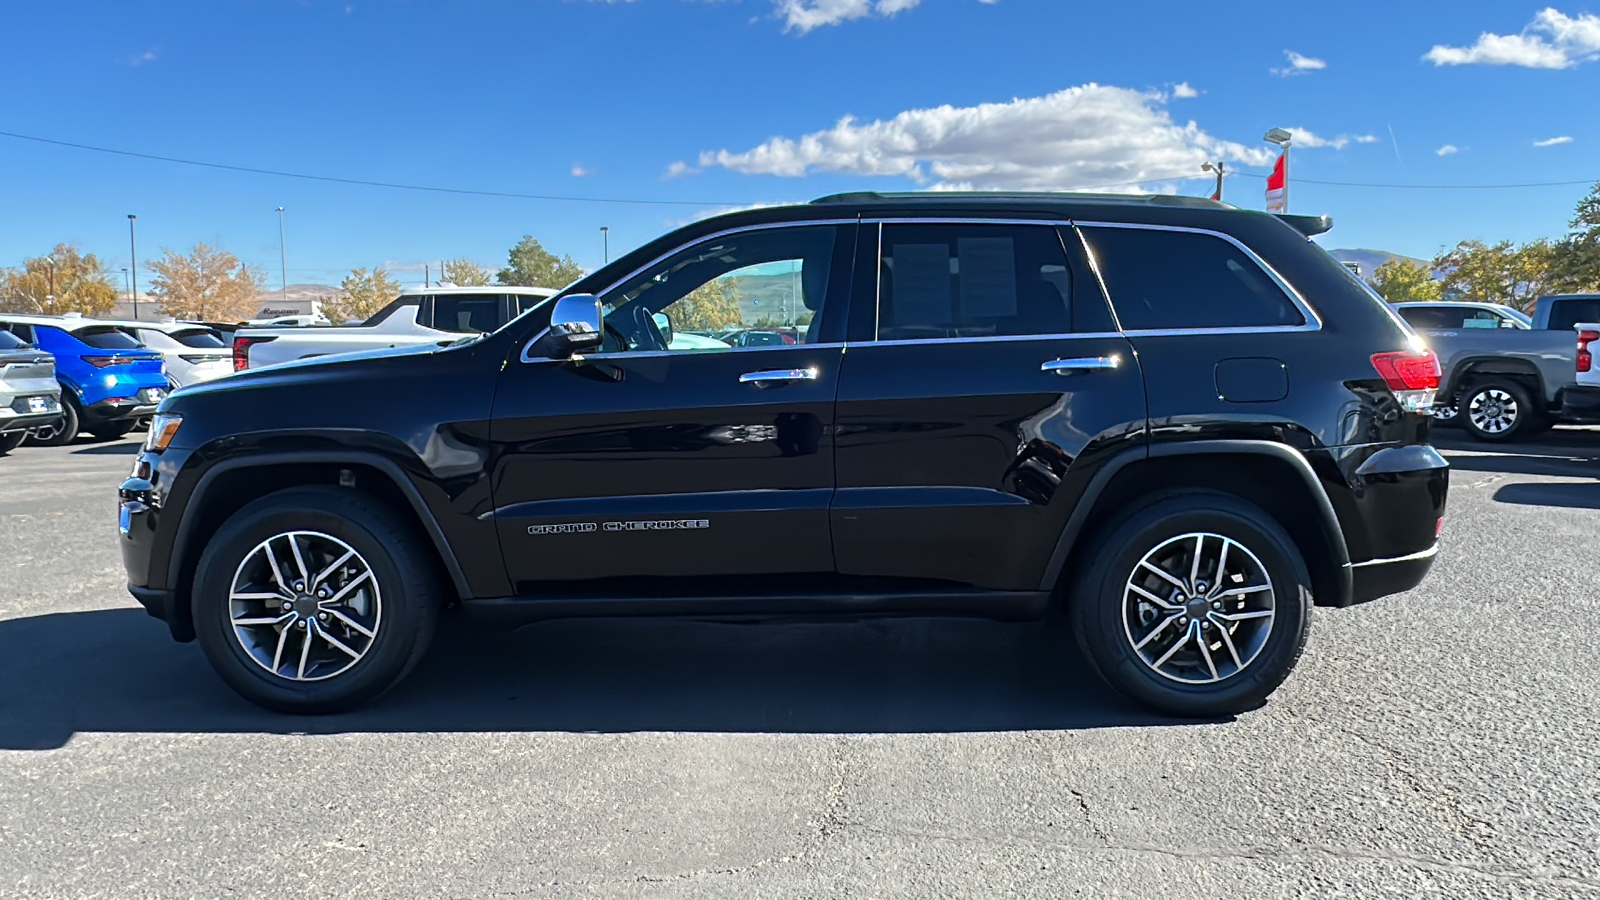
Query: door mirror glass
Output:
[[548, 293, 603, 355]]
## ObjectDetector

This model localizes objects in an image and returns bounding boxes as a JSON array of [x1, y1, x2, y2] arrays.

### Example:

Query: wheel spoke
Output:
[[1133, 614, 1181, 651], [231, 591, 289, 602], [1222, 584, 1272, 597], [270, 623, 291, 674], [324, 608, 375, 638], [234, 613, 294, 627], [312, 549, 356, 592], [1212, 617, 1244, 669], [1151, 621, 1196, 669], [1140, 560, 1187, 591], [1129, 582, 1181, 610], [1213, 539, 1232, 593], [296, 624, 313, 679], [1197, 631, 1219, 681], [1189, 534, 1204, 588], [263, 541, 290, 591], [326, 569, 372, 606], [1216, 609, 1273, 622], [288, 534, 311, 585], [312, 620, 362, 660]]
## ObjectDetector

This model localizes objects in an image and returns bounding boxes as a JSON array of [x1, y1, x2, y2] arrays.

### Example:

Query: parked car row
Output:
[[1390, 294, 1600, 441], [0, 313, 237, 451]]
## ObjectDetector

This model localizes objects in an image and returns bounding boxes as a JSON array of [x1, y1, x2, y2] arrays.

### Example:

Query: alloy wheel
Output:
[[1122, 532, 1276, 685], [1467, 388, 1518, 435], [228, 531, 382, 682]]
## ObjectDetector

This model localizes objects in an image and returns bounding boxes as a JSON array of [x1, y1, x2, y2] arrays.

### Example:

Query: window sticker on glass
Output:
[[891, 243, 953, 325], [956, 237, 1017, 318]]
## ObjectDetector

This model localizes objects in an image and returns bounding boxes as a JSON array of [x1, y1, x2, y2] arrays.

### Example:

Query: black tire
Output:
[[1459, 378, 1535, 443], [192, 486, 442, 714], [25, 396, 79, 447], [0, 431, 25, 455], [87, 420, 136, 441], [1068, 491, 1312, 718]]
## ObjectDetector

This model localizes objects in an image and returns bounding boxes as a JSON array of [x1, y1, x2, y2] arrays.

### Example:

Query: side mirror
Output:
[[548, 293, 603, 355], [652, 311, 674, 347]]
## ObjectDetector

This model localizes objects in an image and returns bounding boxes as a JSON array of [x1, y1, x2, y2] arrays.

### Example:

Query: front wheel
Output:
[[1461, 379, 1535, 442], [1069, 492, 1312, 717], [192, 486, 442, 713]]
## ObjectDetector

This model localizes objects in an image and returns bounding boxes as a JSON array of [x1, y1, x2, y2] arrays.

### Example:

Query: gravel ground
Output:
[[2, 429, 1598, 898]]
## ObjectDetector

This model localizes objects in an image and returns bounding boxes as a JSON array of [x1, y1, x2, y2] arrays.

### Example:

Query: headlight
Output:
[[144, 413, 183, 452]]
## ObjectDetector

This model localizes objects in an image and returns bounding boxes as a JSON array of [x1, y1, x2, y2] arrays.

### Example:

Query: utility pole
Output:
[[1201, 161, 1225, 201], [276, 207, 288, 305], [127, 214, 139, 319], [601, 226, 610, 265], [425, 264, 430, 288]]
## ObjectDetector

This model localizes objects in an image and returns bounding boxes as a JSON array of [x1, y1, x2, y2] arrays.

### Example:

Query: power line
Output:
[[0, 130, 745, 207], [1229, 171, 1597, 190]]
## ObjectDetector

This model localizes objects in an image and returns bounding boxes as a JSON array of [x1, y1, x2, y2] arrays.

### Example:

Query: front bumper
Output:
[[119, 446, 196, 642], [1560, 385, 1600, 423]]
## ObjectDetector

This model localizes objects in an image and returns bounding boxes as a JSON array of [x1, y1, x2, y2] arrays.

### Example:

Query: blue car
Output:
[[0, 314, 168, 444]]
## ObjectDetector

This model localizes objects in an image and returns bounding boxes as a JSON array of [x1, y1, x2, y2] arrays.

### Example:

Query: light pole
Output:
[[276, 207, 288, 304], [43, 255, 56, 312], [1263, 128, 1293, 213], [600, 226, 610, 265], [127, 214, 139, 319], [1201, 161, 1225, 201]]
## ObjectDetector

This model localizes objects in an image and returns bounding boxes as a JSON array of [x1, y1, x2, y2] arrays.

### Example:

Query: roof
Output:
[[1391, 301, 1519, 310], [810, 190, 1233, 211], [0, 313, 118, 331], [397, 284, 557, 297]]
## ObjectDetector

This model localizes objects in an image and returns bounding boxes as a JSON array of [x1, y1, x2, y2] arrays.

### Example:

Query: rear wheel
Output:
[[26, 396, 78, 447], [0, 431, 25, 455], [1461, 379, 1535, 442], [1069, 492, 1312, 717], [192, 486, 442, 714]]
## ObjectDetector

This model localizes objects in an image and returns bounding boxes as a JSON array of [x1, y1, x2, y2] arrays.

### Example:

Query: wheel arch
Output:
[[1040, 441, 1352, 608], [165, 452, 471, 641], [1446, 356, 1545, 403]]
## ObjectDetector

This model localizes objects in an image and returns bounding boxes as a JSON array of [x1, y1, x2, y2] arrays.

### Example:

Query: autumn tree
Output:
[[1432, 240, 1555, 312], [146, 243, 265, 320], [1550, 181, 1600, 292], [0, 244, 117, 315], [671, 278, 745, 333], [1370, 258, 1441, 304], [497, 236, 584, 288], [441, 258, 492, 286], [324, 267, 402, 324]]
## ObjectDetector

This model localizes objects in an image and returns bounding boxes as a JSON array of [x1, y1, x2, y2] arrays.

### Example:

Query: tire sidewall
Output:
[[1461, 379, 1532, 442], [1073, 496, 1312, 717], [193, 491, 429, 712]]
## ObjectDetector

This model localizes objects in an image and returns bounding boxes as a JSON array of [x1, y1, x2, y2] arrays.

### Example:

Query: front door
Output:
[[832, 219, 1148, 592], [489, 222, 856, 593]]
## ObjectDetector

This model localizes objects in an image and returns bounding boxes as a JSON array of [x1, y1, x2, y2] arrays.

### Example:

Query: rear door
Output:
[[831, 219, 1147, 592]]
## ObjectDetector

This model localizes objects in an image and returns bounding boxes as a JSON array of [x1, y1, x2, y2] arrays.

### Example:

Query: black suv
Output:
[[119, 192, 1448, 716]]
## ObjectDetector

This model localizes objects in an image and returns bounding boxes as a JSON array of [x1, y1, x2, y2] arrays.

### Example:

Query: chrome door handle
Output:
[[1042, 355, 1120, 375], [739, 367, 819, 384]]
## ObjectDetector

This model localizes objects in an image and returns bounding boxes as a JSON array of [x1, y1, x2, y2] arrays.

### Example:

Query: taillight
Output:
[[232, 335, 276, 371], [1371, 350, 1440, 412], [1578, 330, 1598, 373], [82, 355, 123, 368]]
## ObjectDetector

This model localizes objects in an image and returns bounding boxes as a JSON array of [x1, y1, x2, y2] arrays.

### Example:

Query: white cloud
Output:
[[128, 49, 158, 66], [664, 160, 699, 178], [1436, 144, 1460, 156], [1425, 9, 1600, 68], [1272, 50, 1326, 76], [1172, 82, 1199, 98], [1280, 127, 1374, 151], [570, 164, 592, 177], [1354, 134, 1379, 144], [686, 84, 1292, 193], [588, 0, 996, 32], [1534, 135, 1574, 146]]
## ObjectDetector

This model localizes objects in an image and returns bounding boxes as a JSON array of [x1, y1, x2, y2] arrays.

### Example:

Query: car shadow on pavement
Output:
[[1434, 430, 1600, 479], [0, 608, 1183, 750], [69, 439, 141, 455], [1491, 482, 1600, 509]]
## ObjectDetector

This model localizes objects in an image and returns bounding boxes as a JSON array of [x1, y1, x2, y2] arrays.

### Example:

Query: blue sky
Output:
[[2, 0, 1597, 289]]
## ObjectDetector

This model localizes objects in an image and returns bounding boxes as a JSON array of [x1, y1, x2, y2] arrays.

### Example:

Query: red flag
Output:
[[1265, 151, 1287, 212]]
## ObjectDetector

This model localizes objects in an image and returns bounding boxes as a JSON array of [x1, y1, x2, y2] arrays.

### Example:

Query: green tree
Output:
[[0, 244, 117, 315], [146, 243, 265, 321], [497, 236, 584, 288], [1550, 181, 1600, 292], [1371, 258, 1441, 304], [441, 257, 492, 286], [672, 278, 744, 333], [1433, 240, 1555, 312], [324, 267, 402, 324]]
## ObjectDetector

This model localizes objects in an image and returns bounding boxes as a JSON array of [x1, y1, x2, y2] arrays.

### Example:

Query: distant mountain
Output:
[[1328, 249, 1429, 282]]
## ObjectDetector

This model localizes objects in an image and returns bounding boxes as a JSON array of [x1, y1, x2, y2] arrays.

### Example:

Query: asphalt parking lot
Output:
[[2, 431, 1599, 899]]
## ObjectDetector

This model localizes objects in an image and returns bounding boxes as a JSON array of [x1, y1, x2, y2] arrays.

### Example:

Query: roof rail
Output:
[[810, 190, 1233, 210]]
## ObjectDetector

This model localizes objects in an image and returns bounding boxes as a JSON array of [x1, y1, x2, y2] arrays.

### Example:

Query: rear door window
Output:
[[1080, 226, 1306, 331], [0, 323, 35, 343]]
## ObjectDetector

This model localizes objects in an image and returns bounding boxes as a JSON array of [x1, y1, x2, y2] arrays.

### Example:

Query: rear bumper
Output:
[[83, 397, 158, 425], [1349, 544, 1439, 606], [1560, 385, 1600, 423], [0, 410, 65, 434]]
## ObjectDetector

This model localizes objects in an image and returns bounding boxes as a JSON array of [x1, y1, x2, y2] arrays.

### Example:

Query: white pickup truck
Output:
[[1567, 319, 1600, 423], [232, 285, 557, 370]]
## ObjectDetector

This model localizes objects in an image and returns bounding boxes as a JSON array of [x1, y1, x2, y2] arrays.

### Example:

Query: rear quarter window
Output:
[[1081, 226, 1306, 331], [0, 329, 26, 350], [1547, 298, 1600, 331]]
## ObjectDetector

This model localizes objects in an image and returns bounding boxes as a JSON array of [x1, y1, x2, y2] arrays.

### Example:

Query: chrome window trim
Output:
[[519, 341, 847, 365], [518, 217, 858, 365], [1073, 220, 1324, 335], [847, 331, 1124, 348]]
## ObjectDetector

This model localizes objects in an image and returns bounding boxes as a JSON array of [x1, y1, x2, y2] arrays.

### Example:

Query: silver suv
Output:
[[0, 327, 63, 455]]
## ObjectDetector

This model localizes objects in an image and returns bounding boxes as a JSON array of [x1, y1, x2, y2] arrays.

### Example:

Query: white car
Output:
[[99, 319, 234, 388]]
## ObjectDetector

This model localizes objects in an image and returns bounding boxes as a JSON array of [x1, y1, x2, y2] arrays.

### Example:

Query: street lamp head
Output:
[[276, 206, 285, 213], [1264, 127, 1294, 146], [1201, 161, 1216, 173], [127, 214, 137, 221]]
